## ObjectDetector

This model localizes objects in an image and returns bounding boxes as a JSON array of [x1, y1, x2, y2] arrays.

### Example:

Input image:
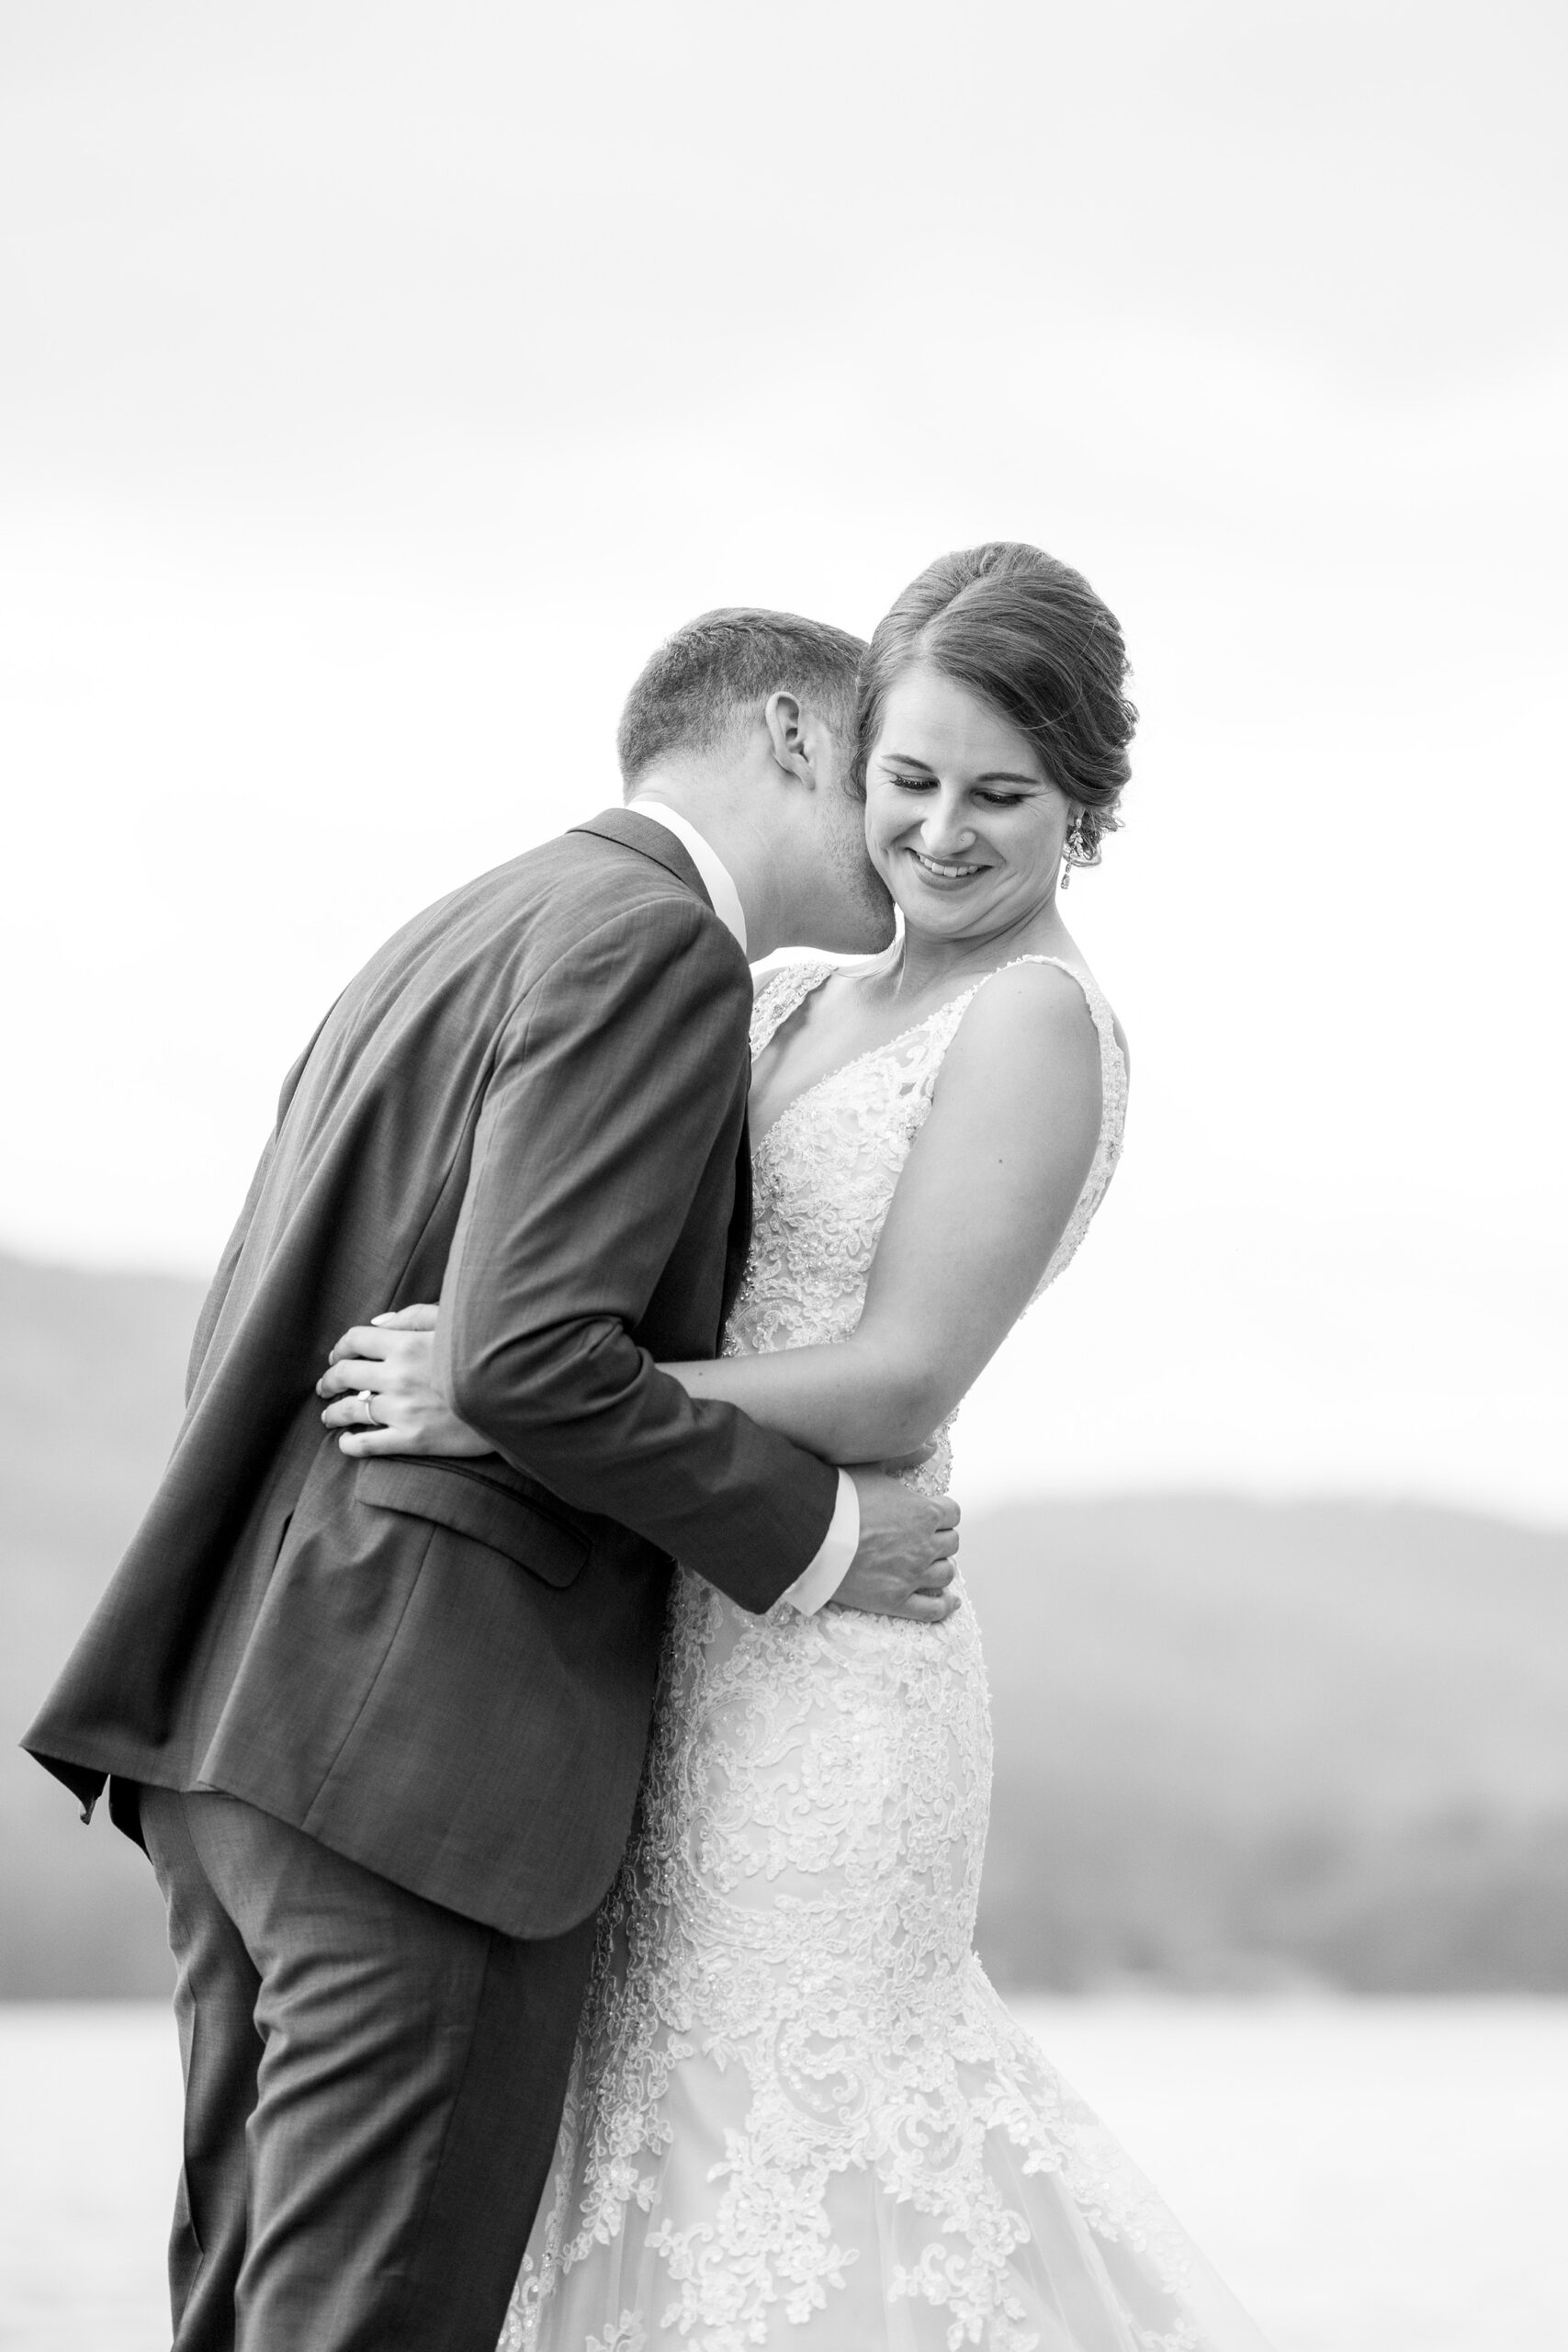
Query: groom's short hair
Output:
[[618, 608, 865, 788]]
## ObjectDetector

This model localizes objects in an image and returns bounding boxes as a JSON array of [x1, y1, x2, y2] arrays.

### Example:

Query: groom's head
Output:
[[616, 609, 894, 958]]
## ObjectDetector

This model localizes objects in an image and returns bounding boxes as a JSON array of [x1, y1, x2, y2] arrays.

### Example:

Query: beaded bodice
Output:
[[727, 952, 1128, 1497]]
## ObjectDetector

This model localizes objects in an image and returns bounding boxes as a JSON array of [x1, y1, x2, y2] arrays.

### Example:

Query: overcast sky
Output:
[[4, 1, 1563, 1521]]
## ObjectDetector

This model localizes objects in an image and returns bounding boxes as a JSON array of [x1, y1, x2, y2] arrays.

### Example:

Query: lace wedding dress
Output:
[[502, 957, 1272, 2352]]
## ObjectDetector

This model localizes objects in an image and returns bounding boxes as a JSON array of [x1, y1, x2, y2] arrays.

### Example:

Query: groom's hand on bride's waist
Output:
[[830, 1469, 961, 1624]]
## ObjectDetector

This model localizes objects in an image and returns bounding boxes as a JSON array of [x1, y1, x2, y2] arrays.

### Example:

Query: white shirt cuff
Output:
[[780, 1470, 859, 1614]]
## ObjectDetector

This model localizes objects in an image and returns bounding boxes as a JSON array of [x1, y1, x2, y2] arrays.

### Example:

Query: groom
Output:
[[24, 608, 961, 2352]]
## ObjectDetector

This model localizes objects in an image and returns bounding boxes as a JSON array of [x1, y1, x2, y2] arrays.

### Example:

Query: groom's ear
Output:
[[762, 690, 816, 786]]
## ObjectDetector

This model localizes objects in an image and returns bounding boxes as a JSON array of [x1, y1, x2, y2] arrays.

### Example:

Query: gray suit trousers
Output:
[[141, 1789, 596, 2352]]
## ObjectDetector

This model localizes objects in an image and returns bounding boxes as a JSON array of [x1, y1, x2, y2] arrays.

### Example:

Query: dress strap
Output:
[[929, 954, 1122, 1069], [919, 955, 1129, 1309], [749, 957, 837, 1058], [923, 954, 1128, 1183]]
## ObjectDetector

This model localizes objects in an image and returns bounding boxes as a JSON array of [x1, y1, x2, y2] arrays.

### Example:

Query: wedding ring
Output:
[[356, 1389, 381, 1427]]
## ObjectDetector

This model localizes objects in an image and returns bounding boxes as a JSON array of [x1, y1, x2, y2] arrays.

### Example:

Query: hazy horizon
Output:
[[5, 2, 1563, 1523], [8, 1245, 1566, 2002]]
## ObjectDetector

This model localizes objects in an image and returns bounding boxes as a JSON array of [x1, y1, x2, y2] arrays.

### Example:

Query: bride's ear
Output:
[[762, 690, 816, 786]]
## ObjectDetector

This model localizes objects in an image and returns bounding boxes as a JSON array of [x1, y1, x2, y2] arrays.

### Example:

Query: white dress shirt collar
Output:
[[626, 798, 749, 956]]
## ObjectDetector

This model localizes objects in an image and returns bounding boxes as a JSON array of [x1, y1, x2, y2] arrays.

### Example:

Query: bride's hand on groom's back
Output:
[[832, 1467, 961, 1624], [317, 1305, 492, 1457]]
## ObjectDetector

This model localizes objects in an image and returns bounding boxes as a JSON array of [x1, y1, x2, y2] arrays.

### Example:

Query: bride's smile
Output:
[[908, 848, 985, 879], [864, 661, 1080, 953], [742, 644, 1114, 1148]]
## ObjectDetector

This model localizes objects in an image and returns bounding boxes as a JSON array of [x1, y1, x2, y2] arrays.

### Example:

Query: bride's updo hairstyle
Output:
[[854, 543, 1135, 864]]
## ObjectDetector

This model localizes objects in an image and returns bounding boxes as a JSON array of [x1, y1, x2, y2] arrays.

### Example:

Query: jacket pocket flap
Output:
[[355, 1460, 589, 1589]]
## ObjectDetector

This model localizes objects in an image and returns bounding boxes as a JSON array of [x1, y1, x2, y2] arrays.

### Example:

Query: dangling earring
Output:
[[1060, 815, 1090, 889]]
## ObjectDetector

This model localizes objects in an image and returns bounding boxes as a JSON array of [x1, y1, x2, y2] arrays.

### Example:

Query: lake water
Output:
[[1, 1998, 1563, 2350]]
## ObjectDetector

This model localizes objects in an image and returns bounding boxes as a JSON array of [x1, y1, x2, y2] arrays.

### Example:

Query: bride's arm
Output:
[[664, 963, 1107, 1464], [317, 966, 1109, 1464]]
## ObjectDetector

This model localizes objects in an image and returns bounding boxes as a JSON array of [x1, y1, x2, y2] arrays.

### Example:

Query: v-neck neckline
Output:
[[748, 963, 987, 1152]]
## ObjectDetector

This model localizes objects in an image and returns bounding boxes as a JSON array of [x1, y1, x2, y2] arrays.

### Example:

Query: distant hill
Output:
[[2, 1252, 206, 1995], [964, 1498, 1568, 1990], [3, 1251, 1565, 1996]]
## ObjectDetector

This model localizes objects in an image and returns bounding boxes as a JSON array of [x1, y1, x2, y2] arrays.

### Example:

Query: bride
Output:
[[321, 544, 1272, 2351]]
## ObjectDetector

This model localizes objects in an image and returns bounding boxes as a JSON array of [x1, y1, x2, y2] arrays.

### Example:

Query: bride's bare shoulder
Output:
[[959, 956, 1127, 1081], [918, 962, 1109, 1179], [957, 955, 1100, 1052], [888, 959, 1109, 1247]]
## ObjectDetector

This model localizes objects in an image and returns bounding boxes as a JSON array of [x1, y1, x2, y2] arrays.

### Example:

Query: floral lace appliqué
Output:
[[501, 961, 1266, 2352]]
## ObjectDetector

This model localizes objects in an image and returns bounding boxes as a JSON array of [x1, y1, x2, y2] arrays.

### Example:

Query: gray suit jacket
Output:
[[24, 811, 838, 1936]]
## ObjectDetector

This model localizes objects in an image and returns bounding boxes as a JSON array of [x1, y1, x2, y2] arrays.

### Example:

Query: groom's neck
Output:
[[626, 760, 785, 957]]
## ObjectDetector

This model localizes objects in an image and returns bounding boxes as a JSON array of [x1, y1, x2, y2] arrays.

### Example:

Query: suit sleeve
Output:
[[434, 897, 840, 1611]]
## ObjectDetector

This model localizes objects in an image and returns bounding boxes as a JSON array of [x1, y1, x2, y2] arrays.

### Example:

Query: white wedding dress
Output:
[[501, 956, 1272, 2352]]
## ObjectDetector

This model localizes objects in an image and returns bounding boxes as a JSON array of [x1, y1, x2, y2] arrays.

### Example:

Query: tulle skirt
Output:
[[502, 1951, 1271, 2352]]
